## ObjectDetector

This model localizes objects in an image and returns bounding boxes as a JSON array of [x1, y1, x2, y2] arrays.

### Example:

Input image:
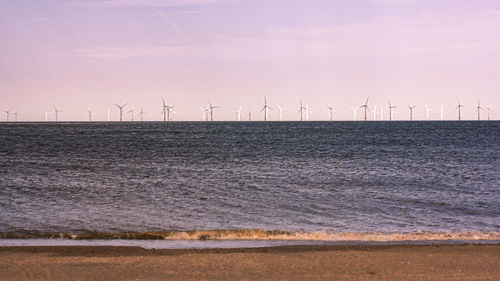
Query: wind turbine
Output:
[[127, 108, 134, 121], [277, 104, 288, 121], [234, 105, 243, 121], [107, 109, 111, 121], [387, 101, 396, 121], [304, 104, 312, 121], [440, 105, 445, 121], [43, 111, 51, 122], [373, 104, 378, 121], [475, 99, 484, 121], [86, 108, 93, 122], [326, 105, 335, 121], [349, 106, 359, 121], [200, 107, 209, 121], [298, 100, 306, 121], [261, 97, 273, 121], [4, 109, 12, 122], [207, 100, 218, 122], [139, 107, 146, 121], [167, 105, 175, 121], [13, 110, 18, 122], [115, 103, 127, 122], [54, 106, 63, 122], [360, 97, 370, 121], [248, 107, 252, 121], [161, 97, 173, 122], [487, 106, 492, 121], [456, 98, 465, 121], [424, 103, 433, 121], [407, 104, 416, 121]]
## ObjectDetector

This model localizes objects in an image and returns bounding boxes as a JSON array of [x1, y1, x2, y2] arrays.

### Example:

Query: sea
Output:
[[0, 121, 499, 248]]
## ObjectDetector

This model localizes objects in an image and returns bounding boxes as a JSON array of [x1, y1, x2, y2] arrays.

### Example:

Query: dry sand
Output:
[[1, 244, 499, 280]]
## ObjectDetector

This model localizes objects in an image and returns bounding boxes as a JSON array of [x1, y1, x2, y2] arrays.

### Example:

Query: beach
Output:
[[1, 244, 499, 280]]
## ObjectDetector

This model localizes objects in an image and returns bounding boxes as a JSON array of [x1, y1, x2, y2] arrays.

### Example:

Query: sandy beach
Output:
[[1, 244, 499, 280]]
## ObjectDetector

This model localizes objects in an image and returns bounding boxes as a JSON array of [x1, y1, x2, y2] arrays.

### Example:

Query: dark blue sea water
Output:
[[0, 121, 499, 241]]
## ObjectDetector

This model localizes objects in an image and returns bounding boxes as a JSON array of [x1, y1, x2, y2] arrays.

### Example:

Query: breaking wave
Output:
[[1, 229, 499, 242]]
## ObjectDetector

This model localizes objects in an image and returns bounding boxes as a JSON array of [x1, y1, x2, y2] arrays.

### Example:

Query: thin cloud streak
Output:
[[153, 9, 182, 34], [77, 0, 237, 7]]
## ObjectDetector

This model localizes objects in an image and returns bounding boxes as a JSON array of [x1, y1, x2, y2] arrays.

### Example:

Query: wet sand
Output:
[[1, 244, 499, 280]]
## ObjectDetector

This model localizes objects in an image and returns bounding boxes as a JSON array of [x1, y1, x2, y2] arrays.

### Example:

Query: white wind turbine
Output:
[[277, 104, 288, 121], [54, 106, 63, 122], [4, 109, 12, 122], [107, 109, 111, 121], [234, 105, 243, 121], [127, 108, 134, 121], [248, 107, 252, 121], [305, 104, 312, 121], [475, 99, 484, 121], [360, 97, 370, 121], [326, 105, 335, 121], [13, 110, 18, 122], [486, 106, 492, 121], [139, 107, 146, 122], [387, 101, 396, 121], [200, 107, 209, 121], [115, 103, 127, 122], [407, 104, 416, 121], [298, 100, 306, 121], [349, 106, 359, 121], [207, 100, 218, 121], [373, 104, 378, 121], [440, 105, 445, 121], [86, 108, 93, 122], [424, 103, 433, 121], [43, 111, 51, 122], [261, 97, 272, 121], [456, 98, 465, 121]]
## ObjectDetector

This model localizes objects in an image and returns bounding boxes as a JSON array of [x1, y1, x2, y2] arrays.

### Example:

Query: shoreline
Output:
[[1, 244, 499, 280]]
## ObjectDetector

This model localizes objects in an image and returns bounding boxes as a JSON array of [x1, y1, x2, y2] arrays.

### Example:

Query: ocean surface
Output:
[[0, 121, 499, 243]]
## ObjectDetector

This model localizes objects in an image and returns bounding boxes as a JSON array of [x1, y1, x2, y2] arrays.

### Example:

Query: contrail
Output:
[[153, 9, 182, 34]]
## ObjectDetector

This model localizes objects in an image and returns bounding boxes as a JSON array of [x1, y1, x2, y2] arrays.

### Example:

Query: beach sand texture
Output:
[[1, 244, 499, 280]]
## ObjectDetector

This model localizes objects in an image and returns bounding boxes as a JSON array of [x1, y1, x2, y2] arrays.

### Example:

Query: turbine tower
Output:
[[115, 103, 127, 122], [200, 107, 208, 121], [298, 100, 306, 121], [234, 105, 243, 121], [456, 98, 465, 121], [277, 104, 288, 121], [13, 110, 18, 122], [4, 109, 12, 122], [475, 99, 484, 121], [208, 100, 218, 122], [43, 111, 51, 122], [248, 107, 252, 121], [440, 105, 445, 121], [387, 101, 396, 121], [86, 108, 93, 122], [326, 105, 335, 121], [161, 98, 174, 122], [127, 108, 134, 121], [261, 97, 272, 121], [407, 105, 416, 121], [373, 104, 378, 121], [305, 104, 312, 121], [54, 106, 63, 122], [349, 106, 359, 121], [139, 107, 146, 122], [360, 97, 370, 121], [424, 103, 433, 121], [107, 109, 111, 121], [487, 106, 492, 121]]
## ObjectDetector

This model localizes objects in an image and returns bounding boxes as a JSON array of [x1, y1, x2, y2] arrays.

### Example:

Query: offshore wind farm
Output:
[[1, 0, 500, 280]]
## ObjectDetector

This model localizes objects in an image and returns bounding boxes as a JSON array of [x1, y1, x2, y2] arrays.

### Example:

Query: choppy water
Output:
[[0, 121, 499, 242]]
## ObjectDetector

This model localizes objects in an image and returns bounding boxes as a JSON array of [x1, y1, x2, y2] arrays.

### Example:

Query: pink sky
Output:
[[1, 0, 499, 121]]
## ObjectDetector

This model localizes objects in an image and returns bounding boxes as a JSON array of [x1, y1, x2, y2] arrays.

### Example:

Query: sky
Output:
[[1, 0, 499, 121]]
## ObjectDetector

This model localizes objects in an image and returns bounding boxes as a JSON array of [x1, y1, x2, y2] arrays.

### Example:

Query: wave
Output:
[[1, 229, 499, 242]]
